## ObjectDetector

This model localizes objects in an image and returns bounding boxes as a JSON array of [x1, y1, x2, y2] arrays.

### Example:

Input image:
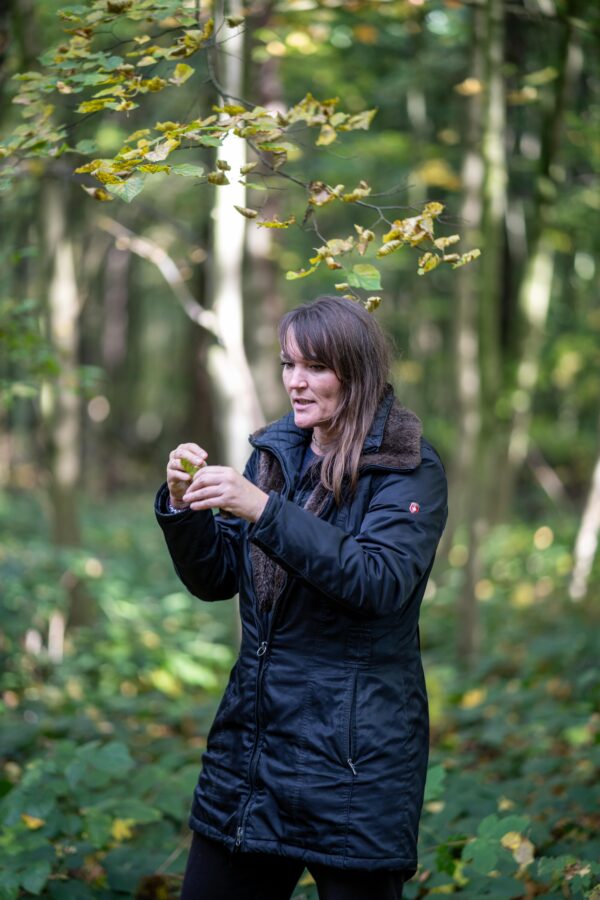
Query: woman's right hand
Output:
[[167, 443, 208, 509]]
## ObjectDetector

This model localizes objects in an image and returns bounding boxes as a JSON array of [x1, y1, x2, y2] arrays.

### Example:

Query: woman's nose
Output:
[[289, 368, 308, 389]]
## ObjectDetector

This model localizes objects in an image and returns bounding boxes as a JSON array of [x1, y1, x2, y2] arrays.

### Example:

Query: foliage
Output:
[[1, 495, 598, 897], [0, 0, 480, 298]]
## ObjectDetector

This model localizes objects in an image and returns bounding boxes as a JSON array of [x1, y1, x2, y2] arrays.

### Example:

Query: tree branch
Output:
[[96, 217, 221, 342]]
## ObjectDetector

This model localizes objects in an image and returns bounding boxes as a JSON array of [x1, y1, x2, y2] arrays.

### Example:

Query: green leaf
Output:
[[347, 263, 381, 291], [20, 860, 52, 895], [106, 175, 146, 203], [464, 838, 498, 874], [424, 763, 446, 802], [478, 814, 529, 839], [170, 164, 205, 177]]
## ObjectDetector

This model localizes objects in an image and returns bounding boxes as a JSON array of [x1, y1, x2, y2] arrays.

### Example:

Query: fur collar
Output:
[[250, 395, 422, 613]]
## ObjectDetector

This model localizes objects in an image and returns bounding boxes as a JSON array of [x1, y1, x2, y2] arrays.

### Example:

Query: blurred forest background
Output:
[[1, 0, 599, 897]]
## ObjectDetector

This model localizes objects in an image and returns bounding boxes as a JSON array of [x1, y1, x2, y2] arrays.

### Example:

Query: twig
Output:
[[96, 216, 221, 341]]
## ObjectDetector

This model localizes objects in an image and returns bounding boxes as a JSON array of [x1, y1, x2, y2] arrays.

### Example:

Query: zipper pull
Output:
[[235, 826, 243, 848], [347, 758, 358, 776], [257, 641, 268, 657]]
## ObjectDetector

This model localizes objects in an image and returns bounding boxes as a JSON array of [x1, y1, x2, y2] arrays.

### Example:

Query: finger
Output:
[[175, 443, 208, 465]]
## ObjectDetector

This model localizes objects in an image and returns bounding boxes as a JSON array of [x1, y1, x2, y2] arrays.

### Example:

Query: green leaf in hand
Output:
[[181, 458, 200, 477]]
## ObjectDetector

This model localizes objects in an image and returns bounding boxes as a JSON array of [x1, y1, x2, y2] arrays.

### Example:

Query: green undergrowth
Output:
[[0, 492, 598, 898]]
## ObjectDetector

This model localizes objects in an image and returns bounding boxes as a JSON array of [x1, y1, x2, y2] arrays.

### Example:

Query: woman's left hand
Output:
[[183, 466, 269, 522]]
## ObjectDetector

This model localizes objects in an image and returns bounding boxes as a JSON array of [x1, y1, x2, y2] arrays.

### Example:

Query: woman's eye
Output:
[[310, 364, 326, 371], [280, 361, 293, 369]]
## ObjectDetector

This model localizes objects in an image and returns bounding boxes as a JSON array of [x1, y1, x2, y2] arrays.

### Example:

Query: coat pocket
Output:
[[344, 667, 359, 776]]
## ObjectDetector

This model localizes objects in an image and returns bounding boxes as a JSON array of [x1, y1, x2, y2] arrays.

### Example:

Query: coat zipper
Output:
[[347, 668, 359, 777], [234, 578, 293, 850], [235, 441, 294, 851], [235, 442, 337, 849]]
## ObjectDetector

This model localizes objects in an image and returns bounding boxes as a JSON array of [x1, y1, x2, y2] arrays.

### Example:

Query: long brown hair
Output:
[[278, 296, 391, 503]]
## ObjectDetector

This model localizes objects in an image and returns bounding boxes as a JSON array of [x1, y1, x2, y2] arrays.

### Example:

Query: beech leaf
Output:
[[234, 205, 258, 218], [170, 164, 205, 177], [347, 263, 381, 291], [170, 63, 194, 86], [106, 174, 146, 202]]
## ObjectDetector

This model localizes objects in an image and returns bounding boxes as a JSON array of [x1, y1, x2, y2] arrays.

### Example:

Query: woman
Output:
[[155, 296, 448, 900]]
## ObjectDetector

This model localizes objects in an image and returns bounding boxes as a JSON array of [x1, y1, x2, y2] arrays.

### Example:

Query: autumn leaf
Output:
[[21, 813, 45, 830], [286, 265, 319, 280], [376, 239, 402, 257], [234, 205, 258, 218], [434, 234, 461, 250], [170, 63, 194, 86], [111, 818, 136, 841], [106, 174, 146, 202], [452, 248, 482, 268], [207, 171, 229, 185], [257, 215, 296, 229], [81, 184, 114, 201], [342, 181, 371, 203], [418, 252, 442, 276]]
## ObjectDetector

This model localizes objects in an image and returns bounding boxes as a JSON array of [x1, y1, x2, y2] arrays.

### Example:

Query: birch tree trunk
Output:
[[206, 2, 265, 472], [450, 1, 507, 667], [502, 6, 583, 514], [39, 179, 93, 646], [569, 436, 600, 601]]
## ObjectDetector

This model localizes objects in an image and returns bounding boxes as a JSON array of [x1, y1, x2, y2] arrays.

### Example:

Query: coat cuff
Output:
[[248, 490, 283, 542]]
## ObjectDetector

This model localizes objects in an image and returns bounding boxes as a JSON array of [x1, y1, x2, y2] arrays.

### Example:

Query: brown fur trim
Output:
[[359, 402, 422, 471]]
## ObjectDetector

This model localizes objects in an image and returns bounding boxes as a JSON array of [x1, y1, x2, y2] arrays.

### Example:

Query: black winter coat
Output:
[[155, 388, 448, 874]]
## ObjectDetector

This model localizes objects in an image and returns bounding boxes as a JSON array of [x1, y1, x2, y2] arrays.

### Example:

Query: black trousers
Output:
[[180, 831, 405, 900]]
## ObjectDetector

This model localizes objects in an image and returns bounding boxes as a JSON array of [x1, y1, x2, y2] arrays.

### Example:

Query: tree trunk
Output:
[[206, 2, 265, 472], [39, 178, 93, 641], [245, 47, 286, 423], [570, 429, 600, 601], [501, 7, 583, 514]]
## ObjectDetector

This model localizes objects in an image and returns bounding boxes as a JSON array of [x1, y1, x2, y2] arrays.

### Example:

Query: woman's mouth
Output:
[[293, 398, 314, 407]]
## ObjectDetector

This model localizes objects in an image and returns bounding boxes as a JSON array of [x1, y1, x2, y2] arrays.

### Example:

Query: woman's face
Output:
[[281, 332, 342, 433]]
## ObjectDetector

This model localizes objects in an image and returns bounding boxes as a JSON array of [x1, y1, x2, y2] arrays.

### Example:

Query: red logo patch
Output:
[[409, 502, 420, 514]]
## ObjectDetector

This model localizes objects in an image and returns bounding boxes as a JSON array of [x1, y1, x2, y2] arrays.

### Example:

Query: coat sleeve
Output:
[[248, 452, 447, 618], [154, 451, 257, 601]]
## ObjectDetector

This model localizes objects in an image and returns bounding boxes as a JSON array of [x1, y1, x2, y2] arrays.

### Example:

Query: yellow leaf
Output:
[[171, 63, 194, 86], [452, 248, 481, 269], [376, 240, 402, 257], [22, 813, 45, 830], [423, 201, 445, 217], [145, 138, 179, 162], [234, 206, 258, 219], [342, 180, 371, 203], [149, 668, 181, 697], [365, 296, 381, 312], [257, 216, 295, 229], [207, 171, 229, 185], [334, 282, 350, 290], [81, 185, 114, 202], [316, 124, 337, 146], [240, 162, 257, 175], [216, 159, 231, 171], [434, 234, 460, 250], [460, 688, 487, 709], [226, 15, 245, 26], [500, 832, 522, 851], [285, 265, 319, 280], [418, 252, 442, 275], [111, 818, 135, 841]]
